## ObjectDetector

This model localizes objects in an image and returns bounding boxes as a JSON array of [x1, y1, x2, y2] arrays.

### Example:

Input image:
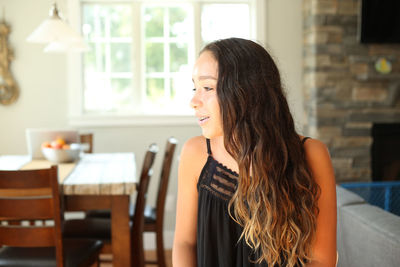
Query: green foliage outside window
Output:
[[146, 78, 164, 103], [146, 42, 164, 73], [145, 8, 164, 37]]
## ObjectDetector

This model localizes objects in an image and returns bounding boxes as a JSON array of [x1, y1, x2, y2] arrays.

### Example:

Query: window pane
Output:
[[201, 4, 250, 43], [144, 7, 164, 37], [111, 78, 134, 111], [169, 7, 188, 38], [83, 5, 131, 39], [143, 5, 192, 114], [146, 78, 164, 102], [146, 42, 164, 72], [170, 43, 188, 72], [111, 43, 131, 72], [110, 6, 132, 37], [82, 3, 133, 113], [84, 42, 106, 72], [82, 4, 106, 39]]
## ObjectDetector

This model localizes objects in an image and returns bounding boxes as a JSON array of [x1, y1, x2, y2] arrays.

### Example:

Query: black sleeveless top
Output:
[[196, 138, 310, 267]]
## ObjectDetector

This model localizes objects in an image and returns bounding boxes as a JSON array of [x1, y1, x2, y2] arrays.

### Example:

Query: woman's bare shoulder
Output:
[[181, 135, 208, 156], [179, 136, 209, 177], [180, 135, 208, 161], [302, 137, 336, 187], [302, 137, 328, 153]]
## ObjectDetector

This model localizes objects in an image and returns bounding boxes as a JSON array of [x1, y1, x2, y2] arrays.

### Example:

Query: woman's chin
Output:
[[201, 129, 223, 139], [201, 131, 212, 139]]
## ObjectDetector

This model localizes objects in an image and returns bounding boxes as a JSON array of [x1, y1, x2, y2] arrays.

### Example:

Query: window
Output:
[[141, 4, 194, 114], [69, 0, 265, 125], [82, 4, 134, 113]]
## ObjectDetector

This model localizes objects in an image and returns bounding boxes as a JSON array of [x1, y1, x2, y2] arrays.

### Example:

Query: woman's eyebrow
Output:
[[199, 75, 217, 80], [192, 75, 217, 82]]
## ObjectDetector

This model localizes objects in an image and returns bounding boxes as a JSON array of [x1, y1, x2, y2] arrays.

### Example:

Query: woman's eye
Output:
[[192, 87, 213, 92]]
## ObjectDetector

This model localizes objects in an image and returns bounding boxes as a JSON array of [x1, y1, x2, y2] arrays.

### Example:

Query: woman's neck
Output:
[[210, 136, 239, 173]]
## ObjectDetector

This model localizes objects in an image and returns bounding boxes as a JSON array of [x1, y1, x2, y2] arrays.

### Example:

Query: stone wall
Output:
[[302, 0, 400, 182]]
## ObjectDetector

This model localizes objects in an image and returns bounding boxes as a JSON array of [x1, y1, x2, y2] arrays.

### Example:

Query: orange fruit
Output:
[[62, 144, 70, 149], [55, 138, 66, 146], [41, 141, 51, 148], [51, 141, 62, 149]]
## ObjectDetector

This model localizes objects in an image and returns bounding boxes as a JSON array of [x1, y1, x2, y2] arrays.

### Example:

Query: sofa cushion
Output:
[[337, 203, 400, 267], [336, 185, 365, 207]]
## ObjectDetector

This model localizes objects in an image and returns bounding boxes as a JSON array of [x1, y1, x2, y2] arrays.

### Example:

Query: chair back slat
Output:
[[133, 144, 158, 229], [0, 226, 55, 247], [80, 133, 93, 153], [0, 188, 52, 197], [131, 143, 158, 267], [155, 137, 178, 223], [0, 198, 54, 220], [0, 169, 51, 188]]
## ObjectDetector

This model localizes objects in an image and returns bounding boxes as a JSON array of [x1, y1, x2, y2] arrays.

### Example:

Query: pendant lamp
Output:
[[26, 3, 87, 53]]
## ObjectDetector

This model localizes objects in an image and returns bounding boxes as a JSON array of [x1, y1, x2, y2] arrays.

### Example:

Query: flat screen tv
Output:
[[360, 0, 400, 43]]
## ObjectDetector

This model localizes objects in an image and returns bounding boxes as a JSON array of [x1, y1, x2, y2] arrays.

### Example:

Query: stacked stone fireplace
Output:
[[302, 0, 400, 183]]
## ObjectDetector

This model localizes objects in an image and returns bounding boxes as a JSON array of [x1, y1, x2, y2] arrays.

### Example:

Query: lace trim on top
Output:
[[198, 155, 239, 201], [198, 139, 239, 201]]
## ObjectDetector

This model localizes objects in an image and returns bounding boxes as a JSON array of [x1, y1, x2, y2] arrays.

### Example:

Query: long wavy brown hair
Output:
[[202, 38, 320, 266]]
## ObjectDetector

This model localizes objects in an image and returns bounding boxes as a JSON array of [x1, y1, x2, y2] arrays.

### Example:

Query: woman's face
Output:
[[191, 51, 223, 139]]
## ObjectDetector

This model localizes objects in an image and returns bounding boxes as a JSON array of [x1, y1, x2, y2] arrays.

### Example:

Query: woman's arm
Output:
[[173, 137, 207, 267], [304, 139, 337, 267]]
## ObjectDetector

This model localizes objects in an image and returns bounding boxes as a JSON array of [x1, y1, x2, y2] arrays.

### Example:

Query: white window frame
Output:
[[140, 3, 196, 115], [67, 0, 266, 127]]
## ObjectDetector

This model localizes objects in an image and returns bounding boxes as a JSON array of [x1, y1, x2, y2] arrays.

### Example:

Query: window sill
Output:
[[68, 114, 197, 127]]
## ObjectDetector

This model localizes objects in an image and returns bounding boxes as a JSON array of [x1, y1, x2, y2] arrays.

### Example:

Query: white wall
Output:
[[0, 0, 303, 249], [0, 0, 69, 154], [266, 0, 304, 131]]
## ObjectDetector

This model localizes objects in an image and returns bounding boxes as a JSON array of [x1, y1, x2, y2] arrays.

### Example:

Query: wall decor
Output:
[[375, 57, 392, 74], [0, 19, 19, 105]]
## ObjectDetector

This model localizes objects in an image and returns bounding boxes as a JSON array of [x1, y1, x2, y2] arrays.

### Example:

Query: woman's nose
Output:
[[190, 92, 202, 109]]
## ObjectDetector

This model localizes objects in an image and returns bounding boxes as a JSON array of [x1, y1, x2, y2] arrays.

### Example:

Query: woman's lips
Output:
[[198, 116, 210, 125]]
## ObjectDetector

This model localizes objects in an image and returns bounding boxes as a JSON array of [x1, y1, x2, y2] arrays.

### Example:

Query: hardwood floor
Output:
[[144, 250, 173, 267], [99, 250, 172, 267]]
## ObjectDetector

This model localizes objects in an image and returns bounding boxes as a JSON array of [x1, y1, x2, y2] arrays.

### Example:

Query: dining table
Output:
[[1, 153, 137, 267]]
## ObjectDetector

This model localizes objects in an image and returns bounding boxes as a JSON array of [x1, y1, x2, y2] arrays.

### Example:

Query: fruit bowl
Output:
[[41, 147, 81, 163]]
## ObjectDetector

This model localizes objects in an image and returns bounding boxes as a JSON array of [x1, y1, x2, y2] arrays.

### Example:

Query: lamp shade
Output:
[[26, 17, 83, 44], [26, 3, 87, 53], [44, 40, 89, 53]]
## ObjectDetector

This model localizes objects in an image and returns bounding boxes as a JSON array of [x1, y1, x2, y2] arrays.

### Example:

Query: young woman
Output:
[[173, 38, 337, 267]]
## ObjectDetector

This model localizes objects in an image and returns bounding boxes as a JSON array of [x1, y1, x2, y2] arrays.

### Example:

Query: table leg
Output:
[[111, 195, 131, 266]]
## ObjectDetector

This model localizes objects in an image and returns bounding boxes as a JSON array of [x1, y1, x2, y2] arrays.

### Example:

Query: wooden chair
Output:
[[143, 137, 178, 267], [79, 133, 93, 153], [63, 143, 159, 267], [0, 166, 103, 267], [132, 143, 159, 266], [86, 137, 178, 267]]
